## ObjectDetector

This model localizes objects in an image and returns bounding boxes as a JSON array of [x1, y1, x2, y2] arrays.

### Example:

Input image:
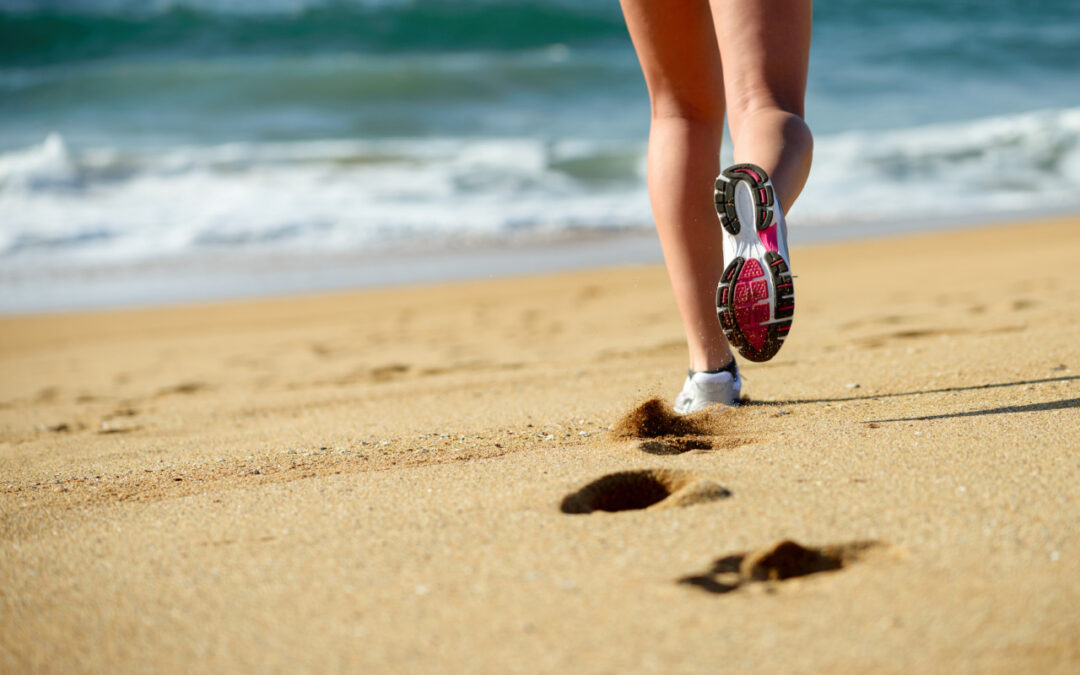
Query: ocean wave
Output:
[[0, 0, 624, 67], [799, 106, 1080, 224], [2, 107, 1080, 265], [0, 132, 650, 261]]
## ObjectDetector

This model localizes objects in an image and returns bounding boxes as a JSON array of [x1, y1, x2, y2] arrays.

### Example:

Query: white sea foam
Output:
[[2, 107, 1079, 272], [800, 106, 1080, 225], [0, 134, 649, 266]]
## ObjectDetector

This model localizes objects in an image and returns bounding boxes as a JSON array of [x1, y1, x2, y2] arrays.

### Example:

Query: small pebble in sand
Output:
[[846, 383, 860, 389]]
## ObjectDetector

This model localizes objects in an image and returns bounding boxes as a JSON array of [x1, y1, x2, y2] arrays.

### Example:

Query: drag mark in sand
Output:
[[679, 540, 889, 595], [560, 469, 731, 514], [610, 398, 755, 455], [0, 430, 535, 540]]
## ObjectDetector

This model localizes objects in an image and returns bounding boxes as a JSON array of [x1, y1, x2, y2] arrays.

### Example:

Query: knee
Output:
[[647, 87, 725, 132]]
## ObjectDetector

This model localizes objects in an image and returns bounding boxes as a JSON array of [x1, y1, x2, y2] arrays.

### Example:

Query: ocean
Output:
[[2, 0, 1079, 312]]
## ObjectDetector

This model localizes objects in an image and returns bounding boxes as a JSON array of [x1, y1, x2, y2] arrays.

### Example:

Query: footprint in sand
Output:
[[560, 469, 731, 514], [369, 363, 410, 381], [34, 387, 61, 402], [154, 381, 208, 397], [679, 539, 890, 594]]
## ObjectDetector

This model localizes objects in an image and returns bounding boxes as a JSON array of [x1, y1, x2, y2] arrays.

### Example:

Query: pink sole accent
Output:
[[732, 258, 769, 351], [758, 223, 779, 253]]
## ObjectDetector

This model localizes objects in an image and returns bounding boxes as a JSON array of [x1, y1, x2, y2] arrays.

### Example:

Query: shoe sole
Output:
[[714, 163, 793, 363]]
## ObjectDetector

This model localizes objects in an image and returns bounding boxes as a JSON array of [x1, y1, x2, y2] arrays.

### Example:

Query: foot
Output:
[[714, 163, 794, 362], [673, 366, 742, 414]]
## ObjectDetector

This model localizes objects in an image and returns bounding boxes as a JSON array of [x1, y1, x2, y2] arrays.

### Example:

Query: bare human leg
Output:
[[618, 0, 733, 373], [711, 0, 813, 210], [704, 1, 812, 365]]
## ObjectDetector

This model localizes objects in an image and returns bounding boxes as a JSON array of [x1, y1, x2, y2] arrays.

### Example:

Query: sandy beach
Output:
[[2, 216, 1079, 673]]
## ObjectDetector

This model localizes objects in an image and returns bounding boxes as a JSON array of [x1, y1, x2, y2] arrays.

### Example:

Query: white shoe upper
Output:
[[673, 368, 742, 414], [724, 178, 792, 274]]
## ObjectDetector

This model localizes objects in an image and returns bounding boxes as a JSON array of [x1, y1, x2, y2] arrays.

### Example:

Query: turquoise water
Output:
[[1, 0, 1079, 307], [4, 0, 1079, 144]]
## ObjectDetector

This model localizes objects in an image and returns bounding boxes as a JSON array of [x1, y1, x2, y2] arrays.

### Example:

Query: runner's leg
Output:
[[710, 0, 813, 209], [619, 0, 732, 372]]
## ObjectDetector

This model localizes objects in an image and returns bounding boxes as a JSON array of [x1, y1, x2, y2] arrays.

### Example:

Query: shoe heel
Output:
[[717, 163, 775, 232]]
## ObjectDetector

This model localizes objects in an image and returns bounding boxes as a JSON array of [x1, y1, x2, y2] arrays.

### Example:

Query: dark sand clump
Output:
[[610, 397, 729, 439]]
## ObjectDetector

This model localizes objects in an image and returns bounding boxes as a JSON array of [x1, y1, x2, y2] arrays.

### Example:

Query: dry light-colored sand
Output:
[[2, 217, 1079, 673]]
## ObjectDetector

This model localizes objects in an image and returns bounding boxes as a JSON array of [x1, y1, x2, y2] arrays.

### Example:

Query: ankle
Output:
[[689, 353, 735, 374]]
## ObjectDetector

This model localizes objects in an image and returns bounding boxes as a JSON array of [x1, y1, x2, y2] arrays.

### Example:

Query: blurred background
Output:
[[2, 0, 1079, 312]]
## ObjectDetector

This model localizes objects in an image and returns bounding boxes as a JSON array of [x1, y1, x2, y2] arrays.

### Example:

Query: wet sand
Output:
[[2, 216, 1079, 673]]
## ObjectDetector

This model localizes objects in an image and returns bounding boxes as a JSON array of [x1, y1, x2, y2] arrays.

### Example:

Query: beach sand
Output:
[[2, 216, 1079, 673]]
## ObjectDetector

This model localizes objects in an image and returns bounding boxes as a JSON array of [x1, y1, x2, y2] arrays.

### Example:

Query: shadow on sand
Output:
[[742, 374, 1078, 424], [748, 374, 1078, 406]]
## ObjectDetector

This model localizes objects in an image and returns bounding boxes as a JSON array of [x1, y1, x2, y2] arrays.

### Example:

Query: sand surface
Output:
[[2, 217, 1079, 673]]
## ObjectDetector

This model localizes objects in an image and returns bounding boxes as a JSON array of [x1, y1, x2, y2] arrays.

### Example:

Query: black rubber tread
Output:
[[714, 163, 775, 236], [715, 251, 795, 363], [715, 257, 747, 353], [714, 180, 741, 236]]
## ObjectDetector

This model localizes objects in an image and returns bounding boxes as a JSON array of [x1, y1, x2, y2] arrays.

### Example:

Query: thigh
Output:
[[710, 0, 812, 136], [619, 0, 725, 124]]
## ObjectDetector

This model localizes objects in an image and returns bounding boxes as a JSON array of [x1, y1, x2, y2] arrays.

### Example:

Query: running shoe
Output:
[[714, 163, 794, 362], [673, 366, 742, 414]]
